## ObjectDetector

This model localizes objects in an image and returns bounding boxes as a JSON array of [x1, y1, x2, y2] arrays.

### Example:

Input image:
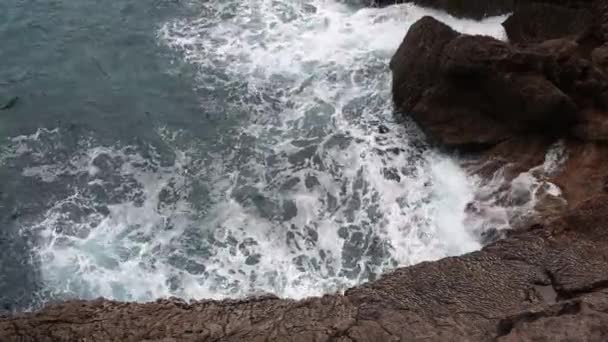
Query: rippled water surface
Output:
[[0, 0, 512, 311]]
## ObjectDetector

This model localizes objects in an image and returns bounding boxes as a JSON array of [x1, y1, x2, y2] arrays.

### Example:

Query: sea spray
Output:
[[3, 1, 522, 303]]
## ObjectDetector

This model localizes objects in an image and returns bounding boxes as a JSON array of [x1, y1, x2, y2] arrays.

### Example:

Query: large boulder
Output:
[[391, 18, 582, 149], [592, 44, 608, 73], [390, 0, 608, 149], [390, 16, 458, 115]]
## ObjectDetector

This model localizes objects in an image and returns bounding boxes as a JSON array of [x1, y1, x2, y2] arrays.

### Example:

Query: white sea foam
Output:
[[5, 1, 526, 303]]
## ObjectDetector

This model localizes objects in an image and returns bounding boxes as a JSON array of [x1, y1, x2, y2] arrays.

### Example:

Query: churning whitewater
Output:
[[1, 1, 526, 306]]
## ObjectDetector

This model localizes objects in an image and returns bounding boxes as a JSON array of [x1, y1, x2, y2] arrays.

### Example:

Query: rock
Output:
[[551, 142, 608, 207], [592, 44, 608, 72], [440, 35, 524, 76], [441, 37, 580, 127], [411, 79, 512, 148], [391, 10, 608, 149], [390, 16, 458, 116], [572, 109, 608, 141], [394, 24, 581, 148], [481, 72, 577, 133], [593, 0, 608, 41], [503, 3, 593, 44]]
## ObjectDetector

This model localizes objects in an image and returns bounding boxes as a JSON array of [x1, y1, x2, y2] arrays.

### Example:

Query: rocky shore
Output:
[[3, 0, 608, 341]]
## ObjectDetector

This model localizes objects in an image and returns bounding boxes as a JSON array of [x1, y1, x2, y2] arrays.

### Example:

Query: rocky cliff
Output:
[[3, 0, 608, 341]]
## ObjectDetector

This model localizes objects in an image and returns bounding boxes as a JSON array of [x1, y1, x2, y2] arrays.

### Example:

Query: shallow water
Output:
[[0, 0, 514, 311]]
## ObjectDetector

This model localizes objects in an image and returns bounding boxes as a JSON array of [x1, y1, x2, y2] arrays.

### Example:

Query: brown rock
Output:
[[394, 26, 581, 148], [482, 72, 577, 133], [503, 3, 593, 44], [390, 16, 458, 115], [440, 35, 525, 76], [573, 109, 608, 141], [411, 79, 511, 148], [592, 0, 608, 41], [391, 10, 608, 149], [592, 44, 608, 72], [551, 142, 608, 207]]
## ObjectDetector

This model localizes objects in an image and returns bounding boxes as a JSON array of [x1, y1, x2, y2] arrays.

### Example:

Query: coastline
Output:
[[3, 0, 608, 340]]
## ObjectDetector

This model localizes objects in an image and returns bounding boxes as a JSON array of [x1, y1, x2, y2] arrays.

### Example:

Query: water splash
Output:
[[3, 1, 519, 304]]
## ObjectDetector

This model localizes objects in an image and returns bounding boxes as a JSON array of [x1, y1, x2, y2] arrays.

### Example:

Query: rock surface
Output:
[[392, 20, 586, 149], [502, 3, 593, 44], [391, 1, 608, 149], [4, 1, 608, 341]]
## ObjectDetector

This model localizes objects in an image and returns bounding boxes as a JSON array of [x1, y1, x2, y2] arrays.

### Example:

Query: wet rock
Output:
[[391, 14, 608, 149], [411, 79, 512, 149], [572, 109, 608, 141], [595, 0, 608, 42], [482, 72, 577, 133], [503, 3, 593, 44], [592, 44, 608, 72], [390, 16, 458, 116]]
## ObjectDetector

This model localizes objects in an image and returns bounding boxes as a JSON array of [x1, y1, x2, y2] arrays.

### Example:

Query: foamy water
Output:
[[1, 1, 543, 305]]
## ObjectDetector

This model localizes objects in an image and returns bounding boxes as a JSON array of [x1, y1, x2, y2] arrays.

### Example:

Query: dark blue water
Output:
[[0, 0, 221, 311]]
